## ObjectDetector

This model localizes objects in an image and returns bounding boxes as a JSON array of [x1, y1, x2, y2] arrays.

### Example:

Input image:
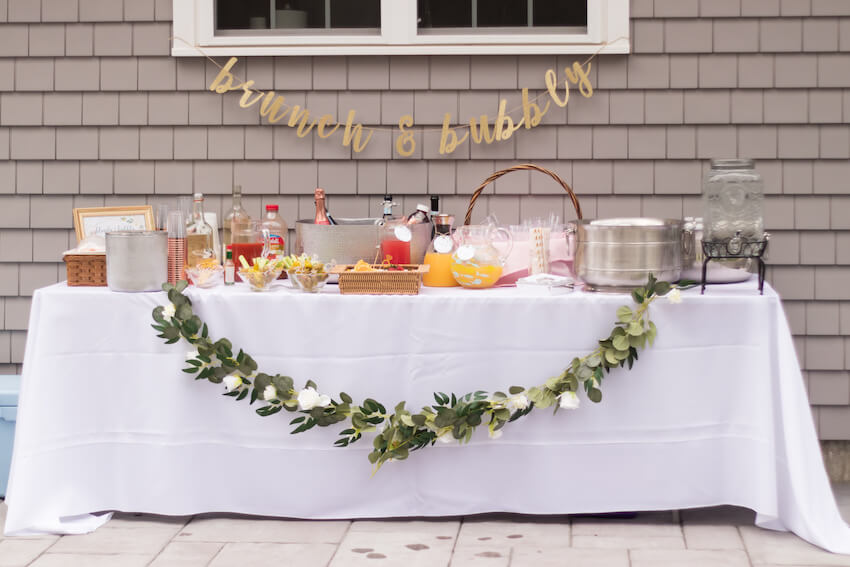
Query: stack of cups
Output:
[[529, 226, 551, 275], [167, 210, 186, 285]]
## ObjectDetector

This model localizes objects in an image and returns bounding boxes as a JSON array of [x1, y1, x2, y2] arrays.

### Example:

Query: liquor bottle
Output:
[[224, 246, 235, 285], [381, 194, 396, 221], [186, 193, 215, 269], [430, 195, 440, 217], [314, 188, 331, 225], [262, 204, 287, 258], [406, 203, 430, 225], [222, 185, 250, 258]]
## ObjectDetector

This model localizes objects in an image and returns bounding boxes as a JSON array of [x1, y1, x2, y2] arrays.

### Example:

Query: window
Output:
[[172, 0, 629, 56]]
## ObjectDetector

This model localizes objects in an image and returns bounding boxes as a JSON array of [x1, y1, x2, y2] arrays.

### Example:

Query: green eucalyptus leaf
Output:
[[588, 388, 603, 403], [612, 334, 630, 351], [616, 306, 633, 323], [508, 386, 525, 395]]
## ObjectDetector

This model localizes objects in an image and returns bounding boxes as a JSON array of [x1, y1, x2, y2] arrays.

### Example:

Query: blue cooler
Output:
[[0, 375, 20, 498]]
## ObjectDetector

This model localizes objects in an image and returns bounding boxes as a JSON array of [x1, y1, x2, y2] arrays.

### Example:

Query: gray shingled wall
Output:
[[0, 0, 849, 440]]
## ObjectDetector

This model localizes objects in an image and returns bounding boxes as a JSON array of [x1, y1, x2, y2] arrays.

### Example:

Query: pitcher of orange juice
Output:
[[423, 214, 458, 287], [450, 224, 513, 289]]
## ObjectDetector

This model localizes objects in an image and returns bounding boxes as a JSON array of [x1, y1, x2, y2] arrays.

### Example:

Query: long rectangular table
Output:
[[4, 280, 849, 553]]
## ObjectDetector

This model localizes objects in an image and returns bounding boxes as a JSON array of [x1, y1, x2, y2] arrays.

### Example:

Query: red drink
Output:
[[230, 242, 265, 281], [380, 239, 410, 264]]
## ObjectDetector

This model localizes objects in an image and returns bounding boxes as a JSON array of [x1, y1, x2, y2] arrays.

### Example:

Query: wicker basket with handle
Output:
[[463, 163, 583, 226]]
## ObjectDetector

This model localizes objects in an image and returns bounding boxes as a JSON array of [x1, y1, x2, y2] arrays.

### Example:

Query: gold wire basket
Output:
[[331, 264, 430, 295]]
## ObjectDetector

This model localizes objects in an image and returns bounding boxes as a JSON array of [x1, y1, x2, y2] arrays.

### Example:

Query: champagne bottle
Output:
[[314, 188, 331, 225]]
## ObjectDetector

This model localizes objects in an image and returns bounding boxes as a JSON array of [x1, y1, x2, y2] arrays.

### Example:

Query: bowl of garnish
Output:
[[281, 254, 330, 293], [237, 256, 283, 291], [185, 257, 224, 288]]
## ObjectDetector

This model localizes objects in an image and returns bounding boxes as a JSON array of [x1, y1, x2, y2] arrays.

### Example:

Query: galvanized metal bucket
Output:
[[569, 218, 683, 291], [295, 219, 431, 264], [105, 231, 167, 292]]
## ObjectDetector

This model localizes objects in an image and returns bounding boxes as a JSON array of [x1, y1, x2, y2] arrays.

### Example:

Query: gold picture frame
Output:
[[73, 206, 156, 243]]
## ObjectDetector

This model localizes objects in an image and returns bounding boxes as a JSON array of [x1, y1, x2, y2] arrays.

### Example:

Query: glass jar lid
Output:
[[709, 158, 755, 170]]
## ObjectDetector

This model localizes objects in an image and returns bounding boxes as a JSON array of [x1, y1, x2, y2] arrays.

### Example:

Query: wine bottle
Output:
[[223, 185, 250, 259], [314, 188, 331, 225], [186, 193, 215, 268]]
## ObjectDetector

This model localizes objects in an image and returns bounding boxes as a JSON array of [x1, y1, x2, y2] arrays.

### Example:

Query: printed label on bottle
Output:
[[224, 265, 235, 285], [269, 234, 285, 253]]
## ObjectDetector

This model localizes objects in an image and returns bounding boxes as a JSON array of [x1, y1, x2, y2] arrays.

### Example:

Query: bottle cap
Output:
[[266, 204, 279, 212], [416, 204, 429, 213], [193, 192, 203, 200], [384, 194, 393, 201], [314, 188, 326, 199]]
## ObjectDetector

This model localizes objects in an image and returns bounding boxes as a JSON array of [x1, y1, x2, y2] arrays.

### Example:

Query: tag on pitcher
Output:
[[434, 235, 453, 254], [394, 225, 412, 242]]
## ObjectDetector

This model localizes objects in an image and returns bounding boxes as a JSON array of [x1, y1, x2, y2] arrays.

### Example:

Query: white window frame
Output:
[[172, 0, 629, 56]]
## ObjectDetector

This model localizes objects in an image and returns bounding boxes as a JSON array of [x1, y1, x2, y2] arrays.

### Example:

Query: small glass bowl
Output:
[[238, 267, 283, 291], [287, 270, 329, 293], [185, 264, 224, 288]]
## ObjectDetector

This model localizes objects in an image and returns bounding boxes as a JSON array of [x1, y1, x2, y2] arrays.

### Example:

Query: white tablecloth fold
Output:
[[4, 281, 849, 553]]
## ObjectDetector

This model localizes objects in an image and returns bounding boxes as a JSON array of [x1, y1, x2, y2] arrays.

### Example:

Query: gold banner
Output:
[[209, 57, 593, 156]]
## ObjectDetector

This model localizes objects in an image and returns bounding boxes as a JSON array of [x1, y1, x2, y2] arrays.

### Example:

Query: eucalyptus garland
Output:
[[152, 276, 689, 471]]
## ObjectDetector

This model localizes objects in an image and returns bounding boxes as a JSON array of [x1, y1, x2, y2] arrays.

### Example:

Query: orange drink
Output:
[[423, 252, 458, 287]]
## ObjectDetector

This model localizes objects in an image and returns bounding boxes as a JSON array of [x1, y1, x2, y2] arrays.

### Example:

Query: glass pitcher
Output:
[[450, 225, 513, 289], [230, 219, 271, 275], [423, 214, 458, 287]]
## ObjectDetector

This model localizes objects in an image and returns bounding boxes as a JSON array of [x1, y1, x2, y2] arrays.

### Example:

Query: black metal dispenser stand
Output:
[[701, 232, 769, 295]]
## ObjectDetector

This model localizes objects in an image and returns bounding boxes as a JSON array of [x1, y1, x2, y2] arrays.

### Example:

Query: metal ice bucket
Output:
[[105, 231, 167, 292], [570, 218, 683, 290], [295, 219, 431, 264]]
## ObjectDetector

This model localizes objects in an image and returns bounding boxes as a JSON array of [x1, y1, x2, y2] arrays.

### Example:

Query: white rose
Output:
[[436, 429, 455, 444], [297, 387, 331, 411], [223, 375, 242, 392], [667, 288, 682, 304], [559, 391, 580, 410], [162, 303, 175, 322], [506, 394, 529, 412], [488, 428, 503, 440], [263, 385, 278, 401]]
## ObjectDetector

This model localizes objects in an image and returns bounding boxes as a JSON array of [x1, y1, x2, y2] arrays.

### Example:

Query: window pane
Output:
[[477, 0, 527, 27], [418, 0, 472, 28], [533, 0, 587, 27], [216, 0, 380, 31], [418, 0, 587, 29]]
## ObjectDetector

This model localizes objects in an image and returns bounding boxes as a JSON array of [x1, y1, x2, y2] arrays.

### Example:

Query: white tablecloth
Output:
[[5, 280, 849, 553]]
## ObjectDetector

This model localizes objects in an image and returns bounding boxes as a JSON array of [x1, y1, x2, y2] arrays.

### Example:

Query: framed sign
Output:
[[73, 206, 155, 243]]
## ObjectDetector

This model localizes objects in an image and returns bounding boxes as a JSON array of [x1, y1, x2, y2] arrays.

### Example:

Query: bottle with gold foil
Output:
[[186, 193, 215, 269], [314, 188, 331, 225]]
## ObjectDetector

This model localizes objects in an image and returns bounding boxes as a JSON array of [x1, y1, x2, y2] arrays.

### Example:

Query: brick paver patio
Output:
[[1, 483, 848, 566]]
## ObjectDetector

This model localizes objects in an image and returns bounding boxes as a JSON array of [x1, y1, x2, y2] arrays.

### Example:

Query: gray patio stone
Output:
[[207, 542, 336, 567]]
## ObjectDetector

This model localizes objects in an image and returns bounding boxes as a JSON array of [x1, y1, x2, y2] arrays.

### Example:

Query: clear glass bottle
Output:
[[406, 203, 430, 225], [186, 193, 215, 269], [224, 246, 235, 285], [262, 204, 287, 258], [702, 159, 764, 243], [314, 188, 330, 225], [222, 185, 250, 259], [422, 214, 458, 287], [381, 194, 396, 221]]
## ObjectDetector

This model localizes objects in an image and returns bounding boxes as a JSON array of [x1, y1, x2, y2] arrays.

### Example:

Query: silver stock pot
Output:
[[569, 218, 683, 291]]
